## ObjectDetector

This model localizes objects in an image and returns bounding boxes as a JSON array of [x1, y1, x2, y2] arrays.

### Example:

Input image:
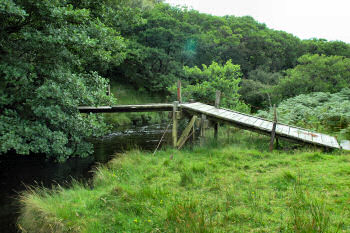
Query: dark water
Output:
[[0, 123, 171, 233]]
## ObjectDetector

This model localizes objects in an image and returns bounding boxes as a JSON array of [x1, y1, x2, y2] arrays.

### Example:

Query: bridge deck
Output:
[[181, 102, 341, 150], [78, 102, 344, 150]]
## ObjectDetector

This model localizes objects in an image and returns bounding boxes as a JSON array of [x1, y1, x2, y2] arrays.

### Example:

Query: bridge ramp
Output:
[[181, 102, 341, 150]]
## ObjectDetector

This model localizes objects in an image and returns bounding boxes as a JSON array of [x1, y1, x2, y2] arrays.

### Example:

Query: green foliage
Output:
[[239, 68, 282, 110], [115, 3, 350, 108], [170, 60, 250, 112], [18, 143, 350, 232], [257, 89, 350, 138], [303, 38, 350, 58], [0, 0, 129, 160], [274, 54, 350, 100]]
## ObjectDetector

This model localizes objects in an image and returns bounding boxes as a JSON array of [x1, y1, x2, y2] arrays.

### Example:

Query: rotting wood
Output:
[[177, 115, 197, 148]]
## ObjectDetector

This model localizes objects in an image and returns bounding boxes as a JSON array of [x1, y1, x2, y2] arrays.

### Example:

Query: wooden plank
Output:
[[245, 116, 258, 125], [276, 124, 290, 136], [321, 134, 333, 147], [289, 127, 299, 139], [183, 102, 202, 108], [78, 104, 173, 113], [260, 121, 273, 131], [296, 129, 305, 141], [311, 133, 324, 145], [252, 119, 265, 129], [193, 104, 216, 112], [236, 115, 251, 124], [330, 136, 340, 148], [230, 113, 246, 122]]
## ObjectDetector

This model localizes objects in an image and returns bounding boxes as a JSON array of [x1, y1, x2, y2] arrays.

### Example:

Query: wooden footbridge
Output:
[[78, 101, 347, 151]]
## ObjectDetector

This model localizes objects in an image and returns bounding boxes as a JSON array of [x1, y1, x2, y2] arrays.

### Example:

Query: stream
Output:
[[0, 123, 171, 233]]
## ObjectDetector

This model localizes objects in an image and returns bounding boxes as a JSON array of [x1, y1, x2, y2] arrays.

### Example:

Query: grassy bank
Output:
[[18, 132, 350, 232], [103, 82, 167, 127]]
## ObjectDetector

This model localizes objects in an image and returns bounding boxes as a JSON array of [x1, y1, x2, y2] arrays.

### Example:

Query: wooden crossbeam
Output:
[[177, 115, 197, 149]]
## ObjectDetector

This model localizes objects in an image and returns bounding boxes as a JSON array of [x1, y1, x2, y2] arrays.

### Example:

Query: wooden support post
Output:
[[200, 114, 207, 146], [269, 104, 277, 152], [215, 90, 221, 108], [177, 115, 197, 149], [276, 137, 280, 149], [214, 123, 219, 141], [177, 80, 182, 103], [192, 122, 195, 144], [214, 90, 221, 140], [172, 101, 179, 148]]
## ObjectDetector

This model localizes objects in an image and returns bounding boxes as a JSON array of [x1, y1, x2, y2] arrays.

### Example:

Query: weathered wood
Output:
[[78, 104, 173, 113], [200, 114, 207, 145], [215, 90, 221, 108], [269, 105, 277, 152], [177, 80, 182, 103], [181, 102, 342, 150], [172, 101, 179, 148], [214, 90, 221, 140], [79, 101, 344, 151], [177, 115, 197, 148]]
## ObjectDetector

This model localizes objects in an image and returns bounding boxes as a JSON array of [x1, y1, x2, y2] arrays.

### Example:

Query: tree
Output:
[[170, 60, 250, 112], [0, 0, 126, 161], [273, 54, 350, 100]]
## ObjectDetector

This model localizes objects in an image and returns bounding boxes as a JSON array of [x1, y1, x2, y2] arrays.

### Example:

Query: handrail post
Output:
[[177, 80, 182, 103], [172, 101, 179, 148], [214, 90, 221, 140], [269, 104, 277, 152]]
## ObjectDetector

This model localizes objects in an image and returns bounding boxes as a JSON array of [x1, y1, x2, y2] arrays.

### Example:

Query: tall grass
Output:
[[17, 131, 350, 232]]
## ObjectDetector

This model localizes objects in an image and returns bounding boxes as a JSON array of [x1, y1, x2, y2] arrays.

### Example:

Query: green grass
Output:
[[17, 131, 350, 232], [103, 82, 168, 127]]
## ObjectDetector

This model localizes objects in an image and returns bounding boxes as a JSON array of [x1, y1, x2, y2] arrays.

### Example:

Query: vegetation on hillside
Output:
[[18, 133, 350, 232], [1, 0, 349, 160]]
